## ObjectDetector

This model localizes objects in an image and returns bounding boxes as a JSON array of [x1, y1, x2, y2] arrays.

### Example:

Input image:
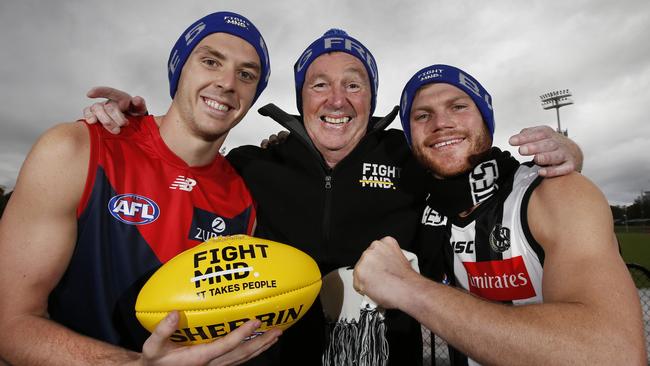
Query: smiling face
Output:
[[172, 32, 261, 142], [301, 52, 372, 167], [410, 83, 492, 178]]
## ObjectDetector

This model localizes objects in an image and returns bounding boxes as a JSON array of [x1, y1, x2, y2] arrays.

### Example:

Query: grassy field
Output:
[[616, 226, 650, 270]]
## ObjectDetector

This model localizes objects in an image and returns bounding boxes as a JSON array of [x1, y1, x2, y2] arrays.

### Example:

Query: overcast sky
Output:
[[1, 0, 648, 205]]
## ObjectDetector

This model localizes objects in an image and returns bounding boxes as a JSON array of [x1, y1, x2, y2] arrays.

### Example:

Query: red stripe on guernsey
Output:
[[462, 256, 536, 301], [77, 120, 99, 217], [89, 116, 255, 263]]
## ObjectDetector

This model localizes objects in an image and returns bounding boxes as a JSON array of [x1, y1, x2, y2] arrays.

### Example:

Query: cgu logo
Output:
[[108, 194, 160, 225]]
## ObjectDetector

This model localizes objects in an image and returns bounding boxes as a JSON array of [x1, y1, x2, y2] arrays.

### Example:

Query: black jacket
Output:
[[227, 104, 430, 365]]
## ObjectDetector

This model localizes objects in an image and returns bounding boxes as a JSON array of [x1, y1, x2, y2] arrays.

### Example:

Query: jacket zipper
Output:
[[257, 104, 398, 266], [323, 174, 333, 242]]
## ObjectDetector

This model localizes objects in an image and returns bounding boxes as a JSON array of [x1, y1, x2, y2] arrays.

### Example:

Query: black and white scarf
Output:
[[321, 252, 420, 366], [425, 147, 520, 217]]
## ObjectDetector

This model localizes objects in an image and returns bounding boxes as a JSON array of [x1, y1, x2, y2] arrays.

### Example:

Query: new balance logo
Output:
[[170, 176, 197, 191]]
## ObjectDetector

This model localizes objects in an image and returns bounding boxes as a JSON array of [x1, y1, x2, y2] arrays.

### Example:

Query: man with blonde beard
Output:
[[353, 64, 646, 365]]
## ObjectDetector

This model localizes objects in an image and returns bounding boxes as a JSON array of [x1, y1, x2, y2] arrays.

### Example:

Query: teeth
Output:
[[322, 116, 351, 124], [434, 139, 463, 148], [204, 98, 230, 112]]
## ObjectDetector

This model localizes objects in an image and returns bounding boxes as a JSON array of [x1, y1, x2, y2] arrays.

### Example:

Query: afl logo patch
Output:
[[489, 224, 511, 253], [108, 194, 160, 225]]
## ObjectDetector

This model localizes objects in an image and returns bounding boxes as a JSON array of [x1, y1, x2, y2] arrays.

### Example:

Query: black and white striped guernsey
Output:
[[420, 162, 546, 366]]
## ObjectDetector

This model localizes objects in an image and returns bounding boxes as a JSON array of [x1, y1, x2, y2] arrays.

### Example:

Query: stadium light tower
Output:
[[540, 89, 574, 136]]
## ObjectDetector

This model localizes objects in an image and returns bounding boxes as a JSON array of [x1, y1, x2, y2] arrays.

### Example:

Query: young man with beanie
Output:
[[353, 64, 646, 365], [0, 12, 280, 365], [82, 30, 583, 365]]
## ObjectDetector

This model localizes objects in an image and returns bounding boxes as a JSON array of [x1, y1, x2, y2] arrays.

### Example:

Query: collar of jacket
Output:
[[257, 103, 400, 155]]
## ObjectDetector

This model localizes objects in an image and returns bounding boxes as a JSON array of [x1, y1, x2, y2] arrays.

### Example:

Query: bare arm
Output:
[[0, 123, 280, 365], [0, 122, 139, 364], [354, 174, 645, 365], [509, 125, 583, 177]]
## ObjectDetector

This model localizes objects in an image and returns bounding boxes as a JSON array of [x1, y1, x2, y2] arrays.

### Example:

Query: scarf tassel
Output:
[[322, 308, 389, 366]]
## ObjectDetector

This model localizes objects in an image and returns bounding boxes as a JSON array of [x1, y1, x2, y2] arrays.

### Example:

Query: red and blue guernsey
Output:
[[48, 116, 256, 351]]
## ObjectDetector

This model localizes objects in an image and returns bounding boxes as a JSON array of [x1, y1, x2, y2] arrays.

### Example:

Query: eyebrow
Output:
[[241, 60, 261, 72], [448, 95, 473, 104], [194, 45, 261, 72], [195, 46, 226, 60], [343, 66, 367, 78], [412, 94, 472, 111]]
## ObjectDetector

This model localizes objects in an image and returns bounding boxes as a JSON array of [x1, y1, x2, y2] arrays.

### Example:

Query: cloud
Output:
[[1, 0, 648, 205]]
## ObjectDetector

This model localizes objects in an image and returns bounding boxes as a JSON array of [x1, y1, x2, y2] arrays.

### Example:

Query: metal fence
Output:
[[422, 326, 448, 366], [421, 263, 650, 365], [628, 263, 650, 360]]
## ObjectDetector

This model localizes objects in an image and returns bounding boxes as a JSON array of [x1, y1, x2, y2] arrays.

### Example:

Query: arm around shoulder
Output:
[[225, 144, 265, 174]]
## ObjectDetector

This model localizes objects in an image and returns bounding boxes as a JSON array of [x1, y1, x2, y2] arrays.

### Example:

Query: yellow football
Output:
[[135, 234, 322, 344]]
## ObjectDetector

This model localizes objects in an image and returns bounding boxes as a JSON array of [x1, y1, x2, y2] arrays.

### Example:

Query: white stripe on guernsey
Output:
[[190, 267, 254, 283]]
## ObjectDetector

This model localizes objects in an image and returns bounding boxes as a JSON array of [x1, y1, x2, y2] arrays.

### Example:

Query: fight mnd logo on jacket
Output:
[[358, 162, 401, 189]]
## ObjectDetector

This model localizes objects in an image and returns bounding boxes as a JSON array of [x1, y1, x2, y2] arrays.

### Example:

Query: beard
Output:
[[412, 130, 492, 179]]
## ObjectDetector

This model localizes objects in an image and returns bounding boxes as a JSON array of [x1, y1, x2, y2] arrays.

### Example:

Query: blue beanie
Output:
[[167, 11, 270, 105], [399, 64, 494, 145], [294, 29, 378, 116]]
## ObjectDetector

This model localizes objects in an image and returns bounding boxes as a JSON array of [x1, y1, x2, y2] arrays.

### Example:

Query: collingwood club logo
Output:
[[489, 224, 511, 253]]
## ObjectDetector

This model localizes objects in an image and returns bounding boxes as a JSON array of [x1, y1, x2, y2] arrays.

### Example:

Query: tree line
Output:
[[611, 191, 650, 224]]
